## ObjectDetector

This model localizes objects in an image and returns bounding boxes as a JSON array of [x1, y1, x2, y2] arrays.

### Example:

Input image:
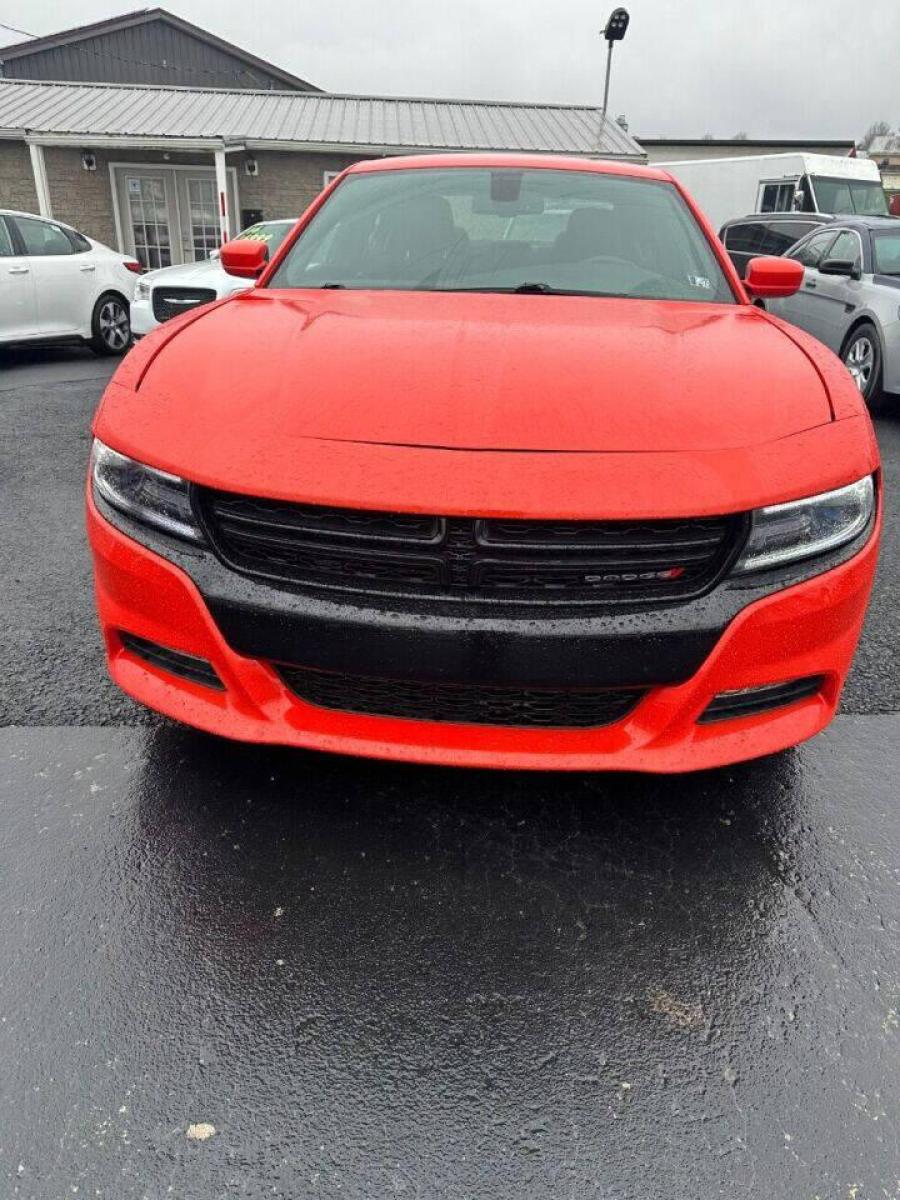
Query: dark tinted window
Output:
[[0, 217, 15, 257], [65, 228, 92, 253], [766, 221, 819, 254], [270, 168, 735, 304], [723, 222, 767, 253], [790, 229, 837, 268], [12, 216, 75, 256], [759, 181, 797, 213]]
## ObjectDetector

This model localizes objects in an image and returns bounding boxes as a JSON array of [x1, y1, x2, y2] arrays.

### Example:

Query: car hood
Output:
[[144, 259, 237, 291], [135, 289, 831, 454]]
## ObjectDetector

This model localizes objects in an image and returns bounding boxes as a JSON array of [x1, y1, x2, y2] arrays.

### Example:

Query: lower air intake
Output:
[[699, 675, 825, 723], [278, 664, 646, 729], [120, 632, 223, 690]]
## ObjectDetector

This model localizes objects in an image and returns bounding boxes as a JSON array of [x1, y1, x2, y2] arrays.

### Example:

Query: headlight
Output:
[[90, 439, 204, 543], [134, 278, 151, 300], [733, 476, 875, 574]]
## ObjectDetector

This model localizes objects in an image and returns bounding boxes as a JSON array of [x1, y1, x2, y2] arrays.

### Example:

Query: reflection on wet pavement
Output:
[[2, 717, 899, 1197]]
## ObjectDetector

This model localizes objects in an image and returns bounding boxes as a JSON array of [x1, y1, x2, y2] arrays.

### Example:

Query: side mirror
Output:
[[219, 238, 268, 279], [819, 258, 861, 280], [744, 256, 804, 299], [208, 248, 220, 262]]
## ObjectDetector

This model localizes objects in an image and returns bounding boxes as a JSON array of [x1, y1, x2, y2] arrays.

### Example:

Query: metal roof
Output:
[[0, 77, 644, 158], [0, 8, 321, 91]]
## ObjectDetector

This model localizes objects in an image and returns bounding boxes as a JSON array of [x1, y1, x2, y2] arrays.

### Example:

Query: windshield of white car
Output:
[[238, 220, 294, 254], [811, 177, 889, 217], [267, 168, 736, 304], [873, 231, 900, 275]]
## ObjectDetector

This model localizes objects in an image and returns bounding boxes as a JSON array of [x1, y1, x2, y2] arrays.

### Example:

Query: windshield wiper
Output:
[[317, 282, 347, 289], [430, 283, 594, 296]]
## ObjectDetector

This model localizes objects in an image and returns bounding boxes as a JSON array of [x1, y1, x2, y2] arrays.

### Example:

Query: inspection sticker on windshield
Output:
[[688, 274, 712, 290]]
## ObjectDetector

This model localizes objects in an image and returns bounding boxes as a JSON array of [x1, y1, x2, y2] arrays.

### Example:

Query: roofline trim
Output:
[[0, 7, 322, 93], [638, 137, 856, 148], [18, 130, 643, 160], [24, 132, 244, 152]]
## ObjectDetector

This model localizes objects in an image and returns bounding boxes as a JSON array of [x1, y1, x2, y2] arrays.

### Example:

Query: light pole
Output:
[[600, 8, 630, 125]]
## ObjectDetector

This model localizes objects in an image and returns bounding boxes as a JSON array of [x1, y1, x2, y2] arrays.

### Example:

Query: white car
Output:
[[0, 210, 140, 354], [131, 219, 295, 337]]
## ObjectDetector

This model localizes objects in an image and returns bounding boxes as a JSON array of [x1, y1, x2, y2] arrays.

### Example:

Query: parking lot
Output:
[[3, 346, 900, 1197]]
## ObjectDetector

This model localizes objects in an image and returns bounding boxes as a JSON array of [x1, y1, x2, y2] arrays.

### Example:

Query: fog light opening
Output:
[[119, 631, 224, 691], [699, 675, 826, 724]]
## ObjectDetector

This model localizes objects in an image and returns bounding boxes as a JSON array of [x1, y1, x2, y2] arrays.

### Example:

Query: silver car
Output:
[[766, 216, 900, 411]]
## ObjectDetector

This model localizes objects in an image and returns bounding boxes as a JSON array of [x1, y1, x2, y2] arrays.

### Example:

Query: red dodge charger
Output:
[[87, 154, 881, 771]]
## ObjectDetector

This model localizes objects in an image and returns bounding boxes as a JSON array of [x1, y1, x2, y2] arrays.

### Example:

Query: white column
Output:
[[28, 143, 53, 218], [214, 147, 230, 245]]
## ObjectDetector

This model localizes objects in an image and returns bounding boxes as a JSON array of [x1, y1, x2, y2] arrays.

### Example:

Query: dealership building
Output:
[[0, 8, 643, 268]]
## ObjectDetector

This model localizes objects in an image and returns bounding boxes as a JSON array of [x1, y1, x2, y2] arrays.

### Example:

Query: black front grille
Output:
[[152, 286, 217, 323], [196, 489, 747, 609], [279, 664, 645, 728]]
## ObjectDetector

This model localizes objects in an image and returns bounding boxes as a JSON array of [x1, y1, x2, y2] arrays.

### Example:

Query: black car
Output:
[[719, 212, 836, 278]]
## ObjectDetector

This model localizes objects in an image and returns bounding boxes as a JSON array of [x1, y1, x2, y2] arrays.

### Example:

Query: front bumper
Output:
[[129, 296, 158, 338], [87, 489, 880, 772]]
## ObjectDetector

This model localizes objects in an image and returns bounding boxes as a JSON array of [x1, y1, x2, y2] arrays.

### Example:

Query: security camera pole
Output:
[[600, 8, 630, 125]]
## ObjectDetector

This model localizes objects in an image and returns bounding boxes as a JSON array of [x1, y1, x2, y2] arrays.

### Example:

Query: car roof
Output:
[[828, 215, 900, 230], [0, 207, 82, 231], [344, 152, 673, 184], [721, 213, 835, 227]]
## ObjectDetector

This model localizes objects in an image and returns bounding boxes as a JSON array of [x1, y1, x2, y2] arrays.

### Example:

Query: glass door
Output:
[[180, 175, 221, 262], [114, 165, 237, 265], [120, 172, 177, 269]]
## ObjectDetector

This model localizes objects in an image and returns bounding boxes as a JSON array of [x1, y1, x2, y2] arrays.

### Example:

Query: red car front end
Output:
[[87, 155, 881, 771]]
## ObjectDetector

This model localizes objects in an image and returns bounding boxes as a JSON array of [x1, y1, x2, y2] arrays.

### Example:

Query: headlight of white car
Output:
[[733, 476, 875, 574], [91, 439, 204, 543], [134, 278, 151, 301]]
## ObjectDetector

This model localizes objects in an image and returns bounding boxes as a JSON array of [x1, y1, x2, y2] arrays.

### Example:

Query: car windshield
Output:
[[238, 220, 294, 254], [267, 167, 735, 303], [810, 177, 889, 216], [872, 231, 900, 275]]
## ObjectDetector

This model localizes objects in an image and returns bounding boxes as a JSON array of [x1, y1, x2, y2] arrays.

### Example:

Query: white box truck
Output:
[[658, 153, 888, 231]]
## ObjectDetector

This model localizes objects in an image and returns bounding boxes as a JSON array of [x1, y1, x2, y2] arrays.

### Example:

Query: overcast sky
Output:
[[2, 0, 897, 139]]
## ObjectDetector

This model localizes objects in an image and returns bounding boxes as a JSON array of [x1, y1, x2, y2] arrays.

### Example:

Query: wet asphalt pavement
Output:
[[3, 346, 900, 1197]]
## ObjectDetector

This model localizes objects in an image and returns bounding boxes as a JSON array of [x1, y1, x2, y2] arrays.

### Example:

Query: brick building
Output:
[[0, 11, 644, 268]]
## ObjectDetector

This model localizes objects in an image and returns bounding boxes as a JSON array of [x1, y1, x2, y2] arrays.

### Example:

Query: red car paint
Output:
[[88, 153, 881, 771]]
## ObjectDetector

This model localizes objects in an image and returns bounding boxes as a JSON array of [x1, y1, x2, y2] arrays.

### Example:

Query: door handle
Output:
[[804, 280, 817, 290], [79, 264, 97, 272], [8, 265, 29, 274]]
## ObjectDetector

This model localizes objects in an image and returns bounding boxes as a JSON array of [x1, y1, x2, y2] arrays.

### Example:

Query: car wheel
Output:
[[841, 323, 885, 413], [90, 294, 131, 356]]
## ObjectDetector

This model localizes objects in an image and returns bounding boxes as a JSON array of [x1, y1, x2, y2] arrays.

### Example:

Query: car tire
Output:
[[841, 323, 886, 413], [89, 293, 131, 356]]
